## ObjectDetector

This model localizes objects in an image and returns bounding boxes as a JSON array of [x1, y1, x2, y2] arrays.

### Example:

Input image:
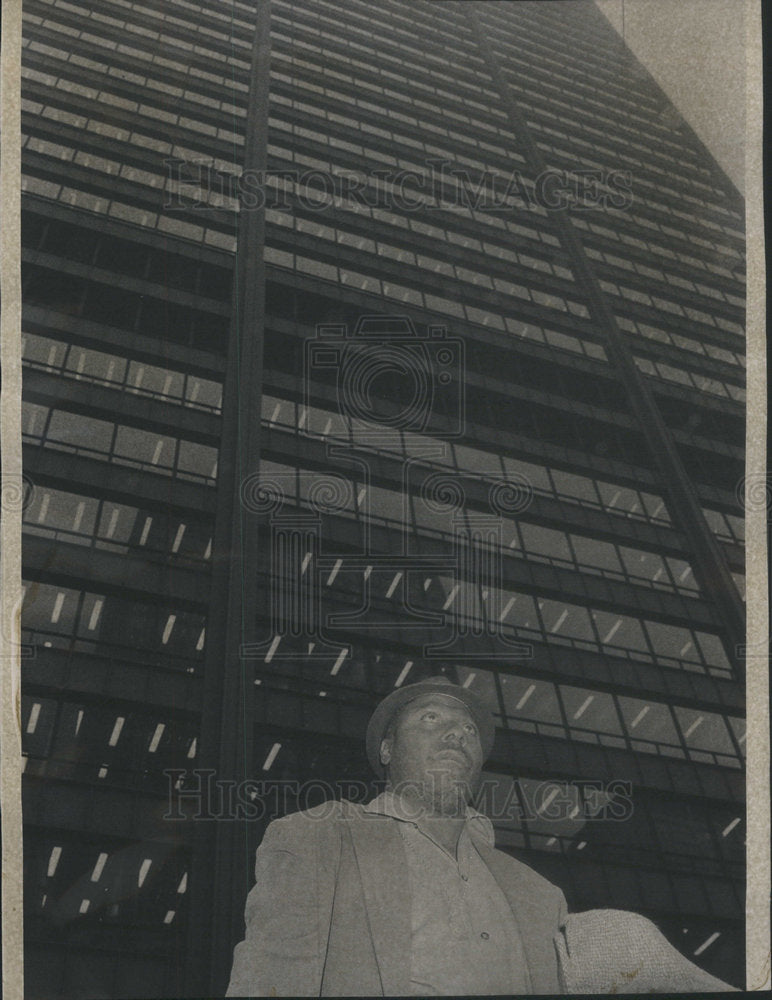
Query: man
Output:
[[227, 677, 734, 995]]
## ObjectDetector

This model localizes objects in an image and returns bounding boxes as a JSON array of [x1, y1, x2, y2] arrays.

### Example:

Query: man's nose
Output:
[[442, 724, 466, 745]]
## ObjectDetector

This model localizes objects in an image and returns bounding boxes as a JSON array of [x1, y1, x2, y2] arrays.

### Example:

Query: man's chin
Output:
[[425, 769, 474, 800], [431, 783, 472, 816], [390, 769, 479, 808]]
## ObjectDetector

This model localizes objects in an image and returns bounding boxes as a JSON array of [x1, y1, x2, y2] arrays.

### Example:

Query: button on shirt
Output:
[[364, 792, 530, 996]]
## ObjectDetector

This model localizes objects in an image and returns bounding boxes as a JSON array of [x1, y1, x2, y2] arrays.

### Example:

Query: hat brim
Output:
[[365, 678, 496, 778]]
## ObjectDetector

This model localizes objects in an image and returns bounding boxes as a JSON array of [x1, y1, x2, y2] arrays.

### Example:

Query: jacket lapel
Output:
[[345, 812, 411, 997], [473, 841, 561, 994]]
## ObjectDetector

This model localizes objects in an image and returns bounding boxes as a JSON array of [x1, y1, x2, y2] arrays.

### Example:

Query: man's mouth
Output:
[[434, 747, 469, 764]]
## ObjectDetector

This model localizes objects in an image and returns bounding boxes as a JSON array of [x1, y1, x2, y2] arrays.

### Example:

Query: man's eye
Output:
[[421, 711, 438, 721], [464, 724, 477, 735]]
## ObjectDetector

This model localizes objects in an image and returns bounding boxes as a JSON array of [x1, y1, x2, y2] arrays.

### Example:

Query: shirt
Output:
[[364, 791, 531, 996]]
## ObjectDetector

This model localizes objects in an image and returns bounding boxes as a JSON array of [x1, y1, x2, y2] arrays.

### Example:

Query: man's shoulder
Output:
[[281, 797, 369, 821], [256, 799, 371, 863], [264, 798, 369, 836]]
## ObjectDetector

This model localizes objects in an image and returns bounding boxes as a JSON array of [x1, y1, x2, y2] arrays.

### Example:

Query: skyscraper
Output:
[[20, 0, 745, 996]]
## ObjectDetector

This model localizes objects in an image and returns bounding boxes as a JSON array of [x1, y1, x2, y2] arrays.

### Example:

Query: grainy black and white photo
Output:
[[4, 0, 764, 996]]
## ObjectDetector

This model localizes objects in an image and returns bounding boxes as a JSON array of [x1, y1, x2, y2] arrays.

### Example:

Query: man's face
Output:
[[380, 694, 484, 810]]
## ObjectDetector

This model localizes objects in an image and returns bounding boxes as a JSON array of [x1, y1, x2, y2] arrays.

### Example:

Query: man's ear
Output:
[[379, 737, 392, 766]]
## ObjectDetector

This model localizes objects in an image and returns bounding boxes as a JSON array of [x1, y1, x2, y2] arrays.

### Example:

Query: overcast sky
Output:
[[594, 0, 745, 195]]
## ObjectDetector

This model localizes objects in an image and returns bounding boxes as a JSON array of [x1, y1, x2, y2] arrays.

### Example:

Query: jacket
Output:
[[226, 798, 736, 996]]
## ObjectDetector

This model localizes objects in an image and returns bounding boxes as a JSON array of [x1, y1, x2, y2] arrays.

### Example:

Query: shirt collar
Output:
[[363, 789, 495, 846]]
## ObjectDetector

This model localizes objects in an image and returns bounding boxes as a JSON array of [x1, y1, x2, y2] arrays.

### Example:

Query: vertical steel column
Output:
[[184, 2, 271, 994], [462, 1, 745, 656]]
